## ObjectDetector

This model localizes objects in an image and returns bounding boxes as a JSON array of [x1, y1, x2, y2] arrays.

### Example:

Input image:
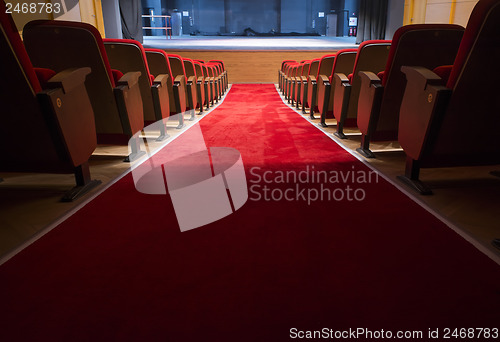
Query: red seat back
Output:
[[373, 24, 464, 140], [104, 39, 156, 123]]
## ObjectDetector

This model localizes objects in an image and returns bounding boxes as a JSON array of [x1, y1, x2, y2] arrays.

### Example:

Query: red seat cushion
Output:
[[377, 70, 385, 81], [111, 69, 124, 85], [433, 65, 453, 85], [34, 68, 56, 89]]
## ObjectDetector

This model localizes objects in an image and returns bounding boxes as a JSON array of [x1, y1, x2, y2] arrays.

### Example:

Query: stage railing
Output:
[[142, 15, 172, 39]]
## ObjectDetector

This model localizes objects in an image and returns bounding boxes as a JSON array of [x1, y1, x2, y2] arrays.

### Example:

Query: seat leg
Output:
[[319, 84, 331, 128], [396, 157, 433, 195], [309, 85, 317, 120], [155, 120, 169, 142], [61, 162, 102, 202], [356, 134, 375, 159], [301, 83, 308, 114], [334, 121, 347, 139], [334, 85, 351, 139], [124, 135, 146, 163], [295, 84, 301, 109]]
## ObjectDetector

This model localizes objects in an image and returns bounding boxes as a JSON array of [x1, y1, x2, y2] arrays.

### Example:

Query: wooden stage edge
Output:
[[163, 49, 341, 83]]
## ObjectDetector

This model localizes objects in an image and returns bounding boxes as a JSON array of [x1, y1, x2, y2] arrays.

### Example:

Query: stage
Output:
[[143, 36, 358, 83]]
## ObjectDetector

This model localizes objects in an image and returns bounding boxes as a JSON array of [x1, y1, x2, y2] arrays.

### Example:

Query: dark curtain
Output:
[[119, 0, 143, 43], [356, 0, 388, 44]]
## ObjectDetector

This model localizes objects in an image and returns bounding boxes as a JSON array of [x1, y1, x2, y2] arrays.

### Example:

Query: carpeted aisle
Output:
[[0, 84, 499, 341]]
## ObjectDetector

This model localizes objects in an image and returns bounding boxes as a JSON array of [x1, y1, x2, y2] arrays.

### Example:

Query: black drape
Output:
[[356, 0, 388, 44], [119, 0, 143, 43]]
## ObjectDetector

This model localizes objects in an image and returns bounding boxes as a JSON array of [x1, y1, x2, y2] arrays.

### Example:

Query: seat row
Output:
[[278, 0, 500, 194], [0, 4, 228, 201]]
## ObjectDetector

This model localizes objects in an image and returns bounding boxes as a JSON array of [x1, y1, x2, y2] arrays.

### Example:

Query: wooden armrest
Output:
[[399, 66, 451, 159], [358, 71, 381, 85], [153, 74, 169, 87], [46, 67, 91, 94], [333, 73, 349, 84], [174, 74, 185, 85], [318, 75, 329, 83], [117, 71, 141, 88], [308, 75, 317, 83], [401, 66, 445, 89]]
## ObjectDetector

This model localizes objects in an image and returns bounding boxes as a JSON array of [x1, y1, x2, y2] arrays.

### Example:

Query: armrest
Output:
[[197, 76, 204, 83], [318, 75, 330, 84], [399, 66, 451, 160], [187, 75, 196, 84], [38, 67, 96, 166], [333, 73, 353, 126], [45, 67, 91, 94], [153, 74, 169, 87], [333, 73, 349, 84], [357, 71, 384, 135], [174, 74, 186, 86], [308, 75, 317, 83], [358, 71, 381, 85], [117, 71, 141, 89]]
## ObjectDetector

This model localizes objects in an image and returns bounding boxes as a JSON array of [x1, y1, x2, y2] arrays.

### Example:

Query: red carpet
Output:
[[0, 84, 499, 341]]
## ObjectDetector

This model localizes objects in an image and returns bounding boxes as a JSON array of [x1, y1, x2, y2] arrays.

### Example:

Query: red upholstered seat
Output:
[[194, 61, 211, 110], [329, 40, 391, 137], [183, 58, 202, 112], [103, 39, 171, 140], [23, 19, 145, 160], [356, 24, 464, 158], [145, 49, 186, 125], [0, 3, 100, 200], [307, 54, 336, 118], [398, 0, 500, 194], [169, 54, 198, 120], [316, 49, 358, 127]]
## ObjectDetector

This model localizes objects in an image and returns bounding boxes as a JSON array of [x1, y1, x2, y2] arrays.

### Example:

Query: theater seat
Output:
[[397, 0, 500, 194], [183, 58, 203, 114], [208, 60, 228, 91], [282, 62, 297, 100], [356, 24, 464, 158], [290, 62, 306, 107], [300, 58, 320, 114], [0, 5, 100, 201], [205, 64, 221, 103], [23, 20, 145, 162], [332, 40, 391, 138], [293, 60, 311, 109], [104, 39, 170, 141], [308, 54, 336, 119], [194, 61, 210, 110], [201, 63, 216, 106], [279, 60, 296, 91], [145, 49, 186, 128], [169, 54, 197, 121], [207, 62, 224, 99], [285, 64, 300, 104], [315, 49, 357, 127]]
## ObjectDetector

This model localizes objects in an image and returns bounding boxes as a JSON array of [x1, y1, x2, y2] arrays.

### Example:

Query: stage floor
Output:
[[143, 35, 357, 51]]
